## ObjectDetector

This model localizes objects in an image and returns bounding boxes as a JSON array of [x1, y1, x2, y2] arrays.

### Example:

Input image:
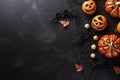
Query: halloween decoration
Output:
[[74, 27, 95, 47], [75, 64, 83, 72], [105, 0, 120, 18], [117, 22, 120, 33], [84, 23, 90, 29], [91, 15, 107, 31], [90, 53, 96, 59], [91, 44, 97, 50], [113, 66, 120, 74], [52, 1, 120, 78], [53, 10, 73, 22], [98, 34, 120, 58], [93, 35, 99, 41], [82, 0, 96, 15], [59, 19, 70, 28]]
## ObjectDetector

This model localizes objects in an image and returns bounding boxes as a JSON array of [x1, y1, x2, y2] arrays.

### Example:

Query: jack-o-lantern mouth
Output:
[[92, 23, 105, 30], [85, 7, 96, 12]]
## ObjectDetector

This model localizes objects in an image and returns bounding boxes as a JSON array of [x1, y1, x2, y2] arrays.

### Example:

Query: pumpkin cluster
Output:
[[105, 0, 120, 18], [98, 34, 120, 58]]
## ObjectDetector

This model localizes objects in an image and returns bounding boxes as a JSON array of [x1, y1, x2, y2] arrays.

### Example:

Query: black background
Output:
[[0, 0, 120, 80]]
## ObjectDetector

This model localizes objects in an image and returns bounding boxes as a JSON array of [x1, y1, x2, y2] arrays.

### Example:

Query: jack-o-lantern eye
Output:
[[91, 2, 93, 5], [82, 0, 96, 15], [94, 19, 97, 22], [91, 15, 107, 31], [86, 4, 89, 7], [98, 17, 102, 21], [94, 19, 103, 25], [105, 0, 120, 18]]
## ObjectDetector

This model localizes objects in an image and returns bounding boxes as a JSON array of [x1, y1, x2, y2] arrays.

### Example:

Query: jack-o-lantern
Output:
[[82, 0, 96, 15], [105, 0, 120, 18], [98, 34, 120, 58], [91, 15, 107, 31]]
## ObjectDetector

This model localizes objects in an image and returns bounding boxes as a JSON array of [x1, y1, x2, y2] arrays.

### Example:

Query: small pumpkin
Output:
[[82, 0, 96, 15], [91, 15, 107, 31], [117, 22, 120, 33], [105, 0, 120, 18], [98, 34, 120, 58]]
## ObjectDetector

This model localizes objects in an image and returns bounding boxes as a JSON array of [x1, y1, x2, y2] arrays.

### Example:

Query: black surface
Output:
[[0, 0, 120, 80]]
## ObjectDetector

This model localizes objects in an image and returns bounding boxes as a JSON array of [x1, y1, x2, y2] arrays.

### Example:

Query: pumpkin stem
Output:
[[109, 42, 113, 48]]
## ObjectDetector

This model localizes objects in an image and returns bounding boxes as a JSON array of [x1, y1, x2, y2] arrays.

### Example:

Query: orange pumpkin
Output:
[[82, 0, 96, 15], [105, 0, 120, 18], [117, 22, 120, 33], [98, 34, 120, 58], [91, 15, 107, 31]]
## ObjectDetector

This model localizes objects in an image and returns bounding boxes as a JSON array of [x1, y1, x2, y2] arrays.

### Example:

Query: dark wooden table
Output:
[[0, 0, 120, 80]]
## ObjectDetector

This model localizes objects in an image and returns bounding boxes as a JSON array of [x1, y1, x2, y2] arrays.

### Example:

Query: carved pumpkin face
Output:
[[82, 0, 96, 15], [105, 0, 120, 18], [91, 15, 107, 31], [98, 34, 120, 58]]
